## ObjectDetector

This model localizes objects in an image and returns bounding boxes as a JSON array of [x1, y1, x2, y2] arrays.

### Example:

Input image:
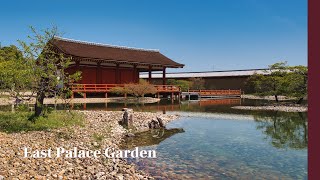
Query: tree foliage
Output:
[[1, 26, 81, 117], [167, 79, 192, 91], [246, 62, 307, 103], [0, 45, 34, 101], [190, 77, 205, 90], [110, 79, 157, 98]]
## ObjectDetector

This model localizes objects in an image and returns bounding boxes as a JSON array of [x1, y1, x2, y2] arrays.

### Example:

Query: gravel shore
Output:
[[0, 110, 179, 179], [232, 105, 307, 112]]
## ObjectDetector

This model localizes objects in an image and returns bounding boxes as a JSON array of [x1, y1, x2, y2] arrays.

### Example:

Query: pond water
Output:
[[118, 99, 307, 180], [0, 98, 308, 179], [122, 113, 307, 179]]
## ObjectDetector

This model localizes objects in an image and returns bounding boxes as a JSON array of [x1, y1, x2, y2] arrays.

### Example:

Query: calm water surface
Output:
[[119, 99, 307, 179], [123, 114, 307, 179]]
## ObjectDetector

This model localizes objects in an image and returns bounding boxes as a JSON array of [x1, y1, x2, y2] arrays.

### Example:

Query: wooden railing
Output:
[[71, 84, 181, 93], [70, 84, 240, 96], [71, 84, 123, 92], [154, 85, 181, 92]]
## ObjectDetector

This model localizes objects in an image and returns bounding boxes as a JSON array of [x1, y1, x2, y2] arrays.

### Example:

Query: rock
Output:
[[117, 174, 124, 180], [110, 171, 117, 176], [148, 117, 165, 129], [58, 169, 65, 176], [93, 142, 99, 147], [95, 172, 105, 178], [156, 117, 165, 128], [126, 133, 135, 137], [120, 108, 134, 128], [0, 175, 4, 180]]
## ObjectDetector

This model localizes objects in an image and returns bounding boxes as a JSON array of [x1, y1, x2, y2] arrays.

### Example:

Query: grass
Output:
[[93, 133, 104, 142], [0, 110, 84, 133]]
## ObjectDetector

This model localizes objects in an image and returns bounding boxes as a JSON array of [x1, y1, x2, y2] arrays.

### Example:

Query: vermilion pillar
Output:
[[133, 64, 137, 83], [96, 62, 101, 84], [115, 64, 120, 84]]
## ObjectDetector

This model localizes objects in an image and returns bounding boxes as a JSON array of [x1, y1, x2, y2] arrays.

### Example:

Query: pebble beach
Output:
[[0, 110, 179, 179]]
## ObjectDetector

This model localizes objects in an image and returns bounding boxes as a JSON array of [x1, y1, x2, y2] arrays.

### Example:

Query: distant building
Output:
[[140, 69, 269, 92]]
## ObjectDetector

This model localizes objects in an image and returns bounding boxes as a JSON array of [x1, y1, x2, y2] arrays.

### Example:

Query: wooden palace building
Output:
[[51, 37, 184, 98]]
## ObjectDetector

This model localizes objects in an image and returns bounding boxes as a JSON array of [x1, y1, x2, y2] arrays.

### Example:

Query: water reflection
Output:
[[65, 98, 244, 113], [125, 115, 307, 179], [120, 128, 185, 149], [254, 112, 308, 149]]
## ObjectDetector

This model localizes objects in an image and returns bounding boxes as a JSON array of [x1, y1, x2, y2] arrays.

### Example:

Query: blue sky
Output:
[[0, 0, 307, 72]]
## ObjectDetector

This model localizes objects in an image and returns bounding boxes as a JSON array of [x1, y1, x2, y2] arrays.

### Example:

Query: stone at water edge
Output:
[[156, 117, 164, 128], [121, 108, 133, 128], [148, 117, 165, 129]]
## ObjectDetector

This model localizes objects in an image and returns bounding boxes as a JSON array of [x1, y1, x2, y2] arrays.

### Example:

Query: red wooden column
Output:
[[115, 64, 120, 84], [148, 65, 152, 83], [76, 61, 80, 68], [96, 62, 101, 84], [133, 64, 137, 83], [162, 66, 166, 85]]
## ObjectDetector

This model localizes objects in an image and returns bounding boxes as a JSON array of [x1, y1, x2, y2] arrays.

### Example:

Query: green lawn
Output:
[[0, 110, 84, 133]]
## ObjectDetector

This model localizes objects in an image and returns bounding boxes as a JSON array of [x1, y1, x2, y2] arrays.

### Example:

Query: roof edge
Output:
[[53, 36, 160, 52], [141, 68, 268, 74]]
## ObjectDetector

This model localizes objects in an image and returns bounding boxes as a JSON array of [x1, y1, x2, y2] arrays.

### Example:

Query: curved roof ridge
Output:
[[54, 36, 160, 52]]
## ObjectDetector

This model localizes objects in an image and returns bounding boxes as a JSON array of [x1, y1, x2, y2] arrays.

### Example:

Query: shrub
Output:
[[110, 79, 157, 98], [167, 79, 192, 91]]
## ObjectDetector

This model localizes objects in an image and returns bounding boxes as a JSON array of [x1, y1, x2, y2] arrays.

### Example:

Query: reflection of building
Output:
[[73, 98, 241, 111], [140, 69, 269, 93]]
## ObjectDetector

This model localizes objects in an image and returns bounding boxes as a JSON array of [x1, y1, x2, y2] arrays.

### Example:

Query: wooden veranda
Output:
[[70, 84, 181, 99]]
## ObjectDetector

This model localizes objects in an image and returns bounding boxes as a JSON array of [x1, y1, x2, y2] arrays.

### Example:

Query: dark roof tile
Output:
[[51, 37, 184, 68]]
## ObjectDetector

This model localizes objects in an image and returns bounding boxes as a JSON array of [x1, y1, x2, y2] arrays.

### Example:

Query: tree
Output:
[[0, 45, 34, 103], [110, 79, 157, 99], [246, 62, 307, 104], [167, 79, 192, 91], [18, 26, 81, 117], [285, 65, 307, 104], [190, 77, 205, 90]]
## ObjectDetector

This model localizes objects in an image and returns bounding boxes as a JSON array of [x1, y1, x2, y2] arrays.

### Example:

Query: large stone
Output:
[[120, 108, 133, 128], [148, 117, 165, 129]]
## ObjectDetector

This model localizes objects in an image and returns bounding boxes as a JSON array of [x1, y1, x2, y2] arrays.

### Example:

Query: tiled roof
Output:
[[51, 37, 184, 68]]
